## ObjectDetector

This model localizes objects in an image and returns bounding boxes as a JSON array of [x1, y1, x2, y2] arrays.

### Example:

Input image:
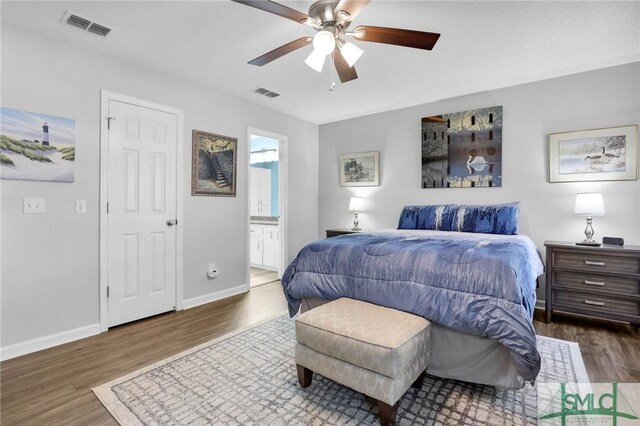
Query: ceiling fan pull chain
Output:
[[329, 52, 336, 91]]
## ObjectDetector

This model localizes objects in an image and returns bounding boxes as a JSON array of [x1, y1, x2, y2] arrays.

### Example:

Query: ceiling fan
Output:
[[231, 0, 441, 83]]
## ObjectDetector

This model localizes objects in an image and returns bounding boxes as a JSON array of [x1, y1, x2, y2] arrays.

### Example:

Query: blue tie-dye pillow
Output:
[[397, 206, 421, 229], [453, 203, 519, 235], [398, 205, 458, 231]]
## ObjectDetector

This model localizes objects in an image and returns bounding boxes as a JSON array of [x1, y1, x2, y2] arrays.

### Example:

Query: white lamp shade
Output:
[[305, 49, 326, 72], [574, 193, 605, 216], [349, 197, 364, 212], [339, 41, 363, 67], [312, 30, 336, 55]]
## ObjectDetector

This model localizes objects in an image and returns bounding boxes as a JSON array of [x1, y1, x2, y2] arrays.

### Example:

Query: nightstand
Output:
[[325, 229, 362, 238], [544, 241, 640, 326]]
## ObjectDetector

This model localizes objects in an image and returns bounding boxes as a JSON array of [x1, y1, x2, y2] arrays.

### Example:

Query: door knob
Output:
[[167, 219, 175, 226]]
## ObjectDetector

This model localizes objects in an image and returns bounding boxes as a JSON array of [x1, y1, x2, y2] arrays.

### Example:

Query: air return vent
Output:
[[254, 87, 280, 98], [87, 23, 112, 37], [61, 11, 113, 37]]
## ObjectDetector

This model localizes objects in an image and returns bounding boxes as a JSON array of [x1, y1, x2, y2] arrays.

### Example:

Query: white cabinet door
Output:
[[259, 168, 272, 214], [250, 167, 271, 217], [262, 226, 277, 268], [249, 168, 260, 207], [250, 225, 263, 265]]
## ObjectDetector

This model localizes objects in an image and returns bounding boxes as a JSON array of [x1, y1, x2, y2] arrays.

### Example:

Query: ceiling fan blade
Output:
[[248, 37, 313, 66], [231, 0, 310, 25], [333, 0, 370, 22], [333, 49, 358, 83], [353, 25, 441, 50]]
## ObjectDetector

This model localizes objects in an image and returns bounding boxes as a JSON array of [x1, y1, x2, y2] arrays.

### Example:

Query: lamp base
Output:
[[576, 240, 601, 247], [351, 226, 361, 231]]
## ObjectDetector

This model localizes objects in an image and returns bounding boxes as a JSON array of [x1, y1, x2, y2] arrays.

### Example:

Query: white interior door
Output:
[[106, 100, 178, 327]]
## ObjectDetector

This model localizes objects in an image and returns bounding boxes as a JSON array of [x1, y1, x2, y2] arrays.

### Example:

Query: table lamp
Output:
[[574, 193, 605, 246], [348, 197, 364, 231]]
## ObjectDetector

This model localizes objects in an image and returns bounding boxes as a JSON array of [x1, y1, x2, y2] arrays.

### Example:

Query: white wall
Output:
[[0, 23, 318, 350], [319, 62, 640, 301]]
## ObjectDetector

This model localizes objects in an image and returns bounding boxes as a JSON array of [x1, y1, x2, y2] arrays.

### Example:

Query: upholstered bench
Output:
[[294, 298, 432, 426]]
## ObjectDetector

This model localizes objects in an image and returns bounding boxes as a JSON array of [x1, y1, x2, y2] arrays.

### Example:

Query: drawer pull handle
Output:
[[584, 299, 605, 307], [584, 280, 605, 287], [584, 260, 606, 266]]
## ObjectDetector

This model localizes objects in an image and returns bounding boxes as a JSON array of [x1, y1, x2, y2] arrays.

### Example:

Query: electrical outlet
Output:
[[207, 263, 219, 279], [23, 198, 45, 214], [75, 200, 86, 214]]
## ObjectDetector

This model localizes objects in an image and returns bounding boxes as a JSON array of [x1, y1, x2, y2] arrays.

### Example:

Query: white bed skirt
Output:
[[301, 298, 523, 389]]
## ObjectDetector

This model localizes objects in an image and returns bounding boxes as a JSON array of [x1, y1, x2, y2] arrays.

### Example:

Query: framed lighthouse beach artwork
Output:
[[0, 107, 76, 182]]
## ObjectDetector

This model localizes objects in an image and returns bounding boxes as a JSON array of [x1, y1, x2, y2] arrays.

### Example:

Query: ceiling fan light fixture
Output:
[[305, 49, 326, 72], [337, 10, 351, 21], [339, 40, 364, 67], [352, 28, 366, 39], [312, 30, 336, 56]]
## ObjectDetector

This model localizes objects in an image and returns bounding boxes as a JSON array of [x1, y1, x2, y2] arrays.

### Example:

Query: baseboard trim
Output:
[[182, 284, 248, 310], [0, 323, 101, 362]]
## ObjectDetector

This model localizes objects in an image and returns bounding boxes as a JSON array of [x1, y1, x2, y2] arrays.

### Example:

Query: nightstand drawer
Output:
[[553, 289, 640, 317], [554, 270, 640, 295], [553, 251, 640, 274]]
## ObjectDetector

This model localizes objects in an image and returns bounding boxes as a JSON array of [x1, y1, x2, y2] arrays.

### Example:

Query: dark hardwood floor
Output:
[[1, 282, 638, 425], [533, 310, 640, 383], [1, 282, 289, 425]]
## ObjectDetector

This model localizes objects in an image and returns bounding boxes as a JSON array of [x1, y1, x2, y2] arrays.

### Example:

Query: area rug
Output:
[[94, 315, 589, 425]]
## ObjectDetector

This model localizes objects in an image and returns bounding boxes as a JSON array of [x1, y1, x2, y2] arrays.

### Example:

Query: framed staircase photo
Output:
[[192, 130, 238, 196]]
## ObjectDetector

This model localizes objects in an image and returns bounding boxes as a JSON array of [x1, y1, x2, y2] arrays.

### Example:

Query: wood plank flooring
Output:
[[1, 282, 288, 425], [250, 267, 279, 288], [1, 282, 638, 425]]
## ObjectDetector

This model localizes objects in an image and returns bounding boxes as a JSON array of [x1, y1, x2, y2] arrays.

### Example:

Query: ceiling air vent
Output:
[[61, 11, 113, 38], [87, 23, 112, 37], [254, 87, 280, 99], [66, 14, 91, 30]]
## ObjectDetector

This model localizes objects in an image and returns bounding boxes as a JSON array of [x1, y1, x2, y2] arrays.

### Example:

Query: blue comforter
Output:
[[281, 229, 544, 382]]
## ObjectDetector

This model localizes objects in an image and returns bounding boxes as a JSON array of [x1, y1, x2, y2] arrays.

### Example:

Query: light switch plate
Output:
[[23, 198, 45, 214], [75, 200, 86, 214]]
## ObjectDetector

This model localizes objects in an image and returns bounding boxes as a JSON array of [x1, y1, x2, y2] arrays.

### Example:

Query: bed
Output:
[[281, 204, 545, 389]]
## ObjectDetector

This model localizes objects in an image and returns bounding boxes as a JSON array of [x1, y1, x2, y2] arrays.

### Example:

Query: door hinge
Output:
[[107, 286, 110, 298], [106, 202, 109, 213], [175, 218, 178, 225], [105, 116, 116, 130]]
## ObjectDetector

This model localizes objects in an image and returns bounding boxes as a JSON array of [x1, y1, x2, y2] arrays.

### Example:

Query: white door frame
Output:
[[246, 127, 288, 287], [99, 90, 184, 332]]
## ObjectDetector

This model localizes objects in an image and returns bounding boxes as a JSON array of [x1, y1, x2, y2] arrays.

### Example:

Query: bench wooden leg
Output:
[[377, 400, 399, 426], [411, 371, 426, 390], [296, 364, 313, 388]]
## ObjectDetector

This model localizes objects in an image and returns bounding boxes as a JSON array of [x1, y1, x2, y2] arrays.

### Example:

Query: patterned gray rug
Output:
[[94, 314, 588, 425]]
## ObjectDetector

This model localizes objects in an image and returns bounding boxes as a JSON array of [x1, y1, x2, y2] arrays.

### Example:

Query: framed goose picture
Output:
[[549, 125, 638, 183], [339, 151, 380, 187]]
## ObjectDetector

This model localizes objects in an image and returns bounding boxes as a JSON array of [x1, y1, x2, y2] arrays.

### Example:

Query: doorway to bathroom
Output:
[[248, 129, 286, 288]]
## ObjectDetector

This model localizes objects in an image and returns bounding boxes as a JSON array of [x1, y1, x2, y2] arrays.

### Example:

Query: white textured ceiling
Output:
[[2, 1, 639, 124]]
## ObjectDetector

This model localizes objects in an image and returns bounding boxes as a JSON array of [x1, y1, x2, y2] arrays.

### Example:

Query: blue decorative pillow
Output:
[[398, 205, 458, 231], [397, 206, 421, 229], [453, 203, 519, 235]]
